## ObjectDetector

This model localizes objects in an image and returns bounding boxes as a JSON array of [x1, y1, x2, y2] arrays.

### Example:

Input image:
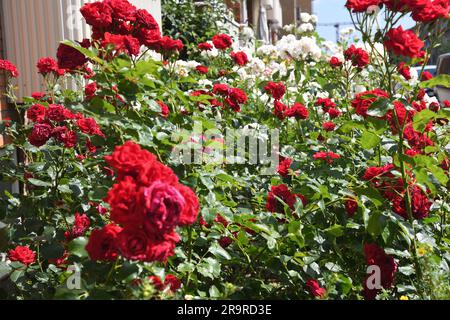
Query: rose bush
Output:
[[0, 0, 449, 300]]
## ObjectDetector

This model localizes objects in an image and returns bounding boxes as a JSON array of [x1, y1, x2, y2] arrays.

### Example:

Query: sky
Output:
[[312, 0, 416, 42]]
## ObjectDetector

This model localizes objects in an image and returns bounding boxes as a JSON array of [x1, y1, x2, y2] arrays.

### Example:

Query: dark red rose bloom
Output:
[[323, 121, 336, 131], [26, 104, 47, 123], [102, 33, 141, 56], [273, 100, 288, 120], [80, 1, 113, 28], [152, 36, 183, 54], [0, 59, 19, 77], [57, 43, 87, 71], [149, 275, 181, 292], [385, 101, 411, 133], [86, 224, 122, 261], [315, 98, 336, 112], [313, 151, 341, 164], [32, 92, 46, 100], [135, 9, 159, 29], [145, 231, 180, 262], [198, 42, 213, 51], [328, 108, 342, 118], [48, 250, 69, 267], [351, 89, 389, 117], [196, 65, 209, 74], [231, 51, 249, 66], [77, 117, 105, 137], [8, 246, 36, 266], [47, 104, 73, 122], [36, 57, 59, 75], [330, 56, 343, 67], [117, 228, 150, 261], [266, 184, 302, 213], [277, 157, 292, 177], [306, 279, 327, 298], [213, 83, 230, 95], [65, 212, 90, 240], [212, 34, 233, 50], [28, 123, 52, 147], [344, 45, 370, 69], [85, 82, 97, 99], [285, 103, 309, 119], [141, 181, 186, 236], [106, 176, 143, 227], [225, 88, 247, 112], [363, 243, 398, 300], [345, 198, 358, 217], [421, 71, 433, 81], [382, 0, 411, 11], [384, 26, 424, 58], [137, 27, 162, 47], [391, 185, 432, 219], [52, 126, 77, 148], [219, 236, 233, 248], [157, 101, 170, 118], [345, 0, 382, 12], [411, 0, 449, 22], [397, 62, 412, 80], [264, 81, 286, 100], [176, 184, 200, 225]]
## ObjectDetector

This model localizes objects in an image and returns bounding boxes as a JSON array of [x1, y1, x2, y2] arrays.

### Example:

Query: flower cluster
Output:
[[86, 141, 199, 262], [266, 184, 307, 214], [212, 84, 248, 112]]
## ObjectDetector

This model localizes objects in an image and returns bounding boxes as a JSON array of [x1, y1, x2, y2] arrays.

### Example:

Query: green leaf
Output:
[[27, 178, 52, 187], [67, 237, 88, 258], [419, 74, 450, 89], [367, 211, 385, 236], [324, 224, 344, 237], [366, 98, 391, 117], [359, 131, 380, 149], [413, 109, 436, 132], [209, 243, 231, 260]]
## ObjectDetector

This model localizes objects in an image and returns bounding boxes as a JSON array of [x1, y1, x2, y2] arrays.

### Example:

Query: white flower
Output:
[[201, 41, 219, 58], [354, 85, 367, 94], [198, 79, 212, 88], [300, 12, 312, 23], [310, 14, 318, 24], [298, 23, 315, 33], [240, 26, 255, 40], [283, 24, 296, 33]]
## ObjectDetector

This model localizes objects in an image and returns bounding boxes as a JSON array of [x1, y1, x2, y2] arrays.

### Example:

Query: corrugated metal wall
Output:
[[0, 0, 161, 100]]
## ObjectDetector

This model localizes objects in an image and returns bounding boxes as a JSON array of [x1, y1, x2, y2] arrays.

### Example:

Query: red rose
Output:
[[315, 98, 336, 112], [327, 108, 342, 118], [102, 33, 141, 56], [345, 198, 358, 217], [149, 274, 181, 291], [36, 57, 59, 75], [175, 184, 200, 225], [213, 83, 230, 95], [330, 56, 343, 67], [225, 88, 247, 112], [344, 45, 370, 69], [285, 103, 309, 119], [323, 121, 336, 131], [351, 89, 389, 117], [313, 151, 341, 164], [86, 224, 122, 261], [277, 157, 293, 177], [384, 26, 424, 58], [0, 59, 19, 78], [77, 117, 105, 137], [28, 123, 53, 147], [264, 81, 286, 100], [397, 62, 411, 80], [65, 212, 90, 240], [137, 28, 162, 47], [26, 104, 47, 123], [266, 184, 298, 213], [145, 231, 180, 262], [391, 185, 431, 219], [8, 246, 36, 266], [57, 43, 87, 71], [231, 51, 249, 66], [117, 228, 150, 261], [411, 0, 449, 22], [47, 104, 73, 122], [85, 82, 97, 99], [106, 176, 143, 227], [135, 9, 159, 29], [198, 42, 213, 51], [421, 71, 433, 81], [345, 0, 382, 12], [152, 36, 183, 54], [52, 126, 77, 148], [306, 279, 327, 298], [157, 101, 170, 118], [106, 0, 136, 20], [363, 243, 398, 300], [196, 65, 209, 74], [142, 181, 186, 235], [273, 100, 287, 120], [80, 1, 113, 28], [32, 92, 46, 100], [212, 34, 233, 50]]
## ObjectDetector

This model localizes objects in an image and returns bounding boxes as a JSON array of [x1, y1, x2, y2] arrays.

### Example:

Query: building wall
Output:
[[280, 0, 312, 26], [0, 0, 10, 147]]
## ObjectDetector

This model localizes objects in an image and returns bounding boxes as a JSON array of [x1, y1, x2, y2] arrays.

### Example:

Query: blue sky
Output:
[[312, 0, 416, 42]]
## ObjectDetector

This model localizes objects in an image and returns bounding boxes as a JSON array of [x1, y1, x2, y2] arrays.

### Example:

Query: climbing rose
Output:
[[85, 82, 97, 99], [352, 89, 389, 117], [196, 65, 208, 74], [384, 26, 424, 58], [36, 57, 60, 75], [285, 103, 309, 119], [421, 71, 433, 81], [315, 98, 336, 112], [26, 104, 47, 123], [344, 45, 370, 69], [330, 56, 343, 67], [80, 1, 113, 28], [176, 184, 200, 225], [313, 151, 341, 164], [306, 279, 327, 298], [411, 0, 449, 22], [397, 62, 411, 80], [198, 42, 213, 51], [273, 100, 288, 120], [77, 117, 105, 137], [153, 36, 184, 54], [0, 59, 19, 77], [277, 157, 293, 177], [345, 0, 382, 12], [28, 123, 53, 147], [266, 184, 305, 213], [66, 212, 90, 239], [102, 33, 141, 56], [57, 43, 87, 70], [8, 246, 36, 266], [86, 224, 122, 261], [345, 198, 358, 217], [149, 275, 181, 292], [231, 51, 249, 66], [264, 81, 286, 100], [323, 121, 336, 131], [157, 101, 170, 118], [212, 34, 233, 50]]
